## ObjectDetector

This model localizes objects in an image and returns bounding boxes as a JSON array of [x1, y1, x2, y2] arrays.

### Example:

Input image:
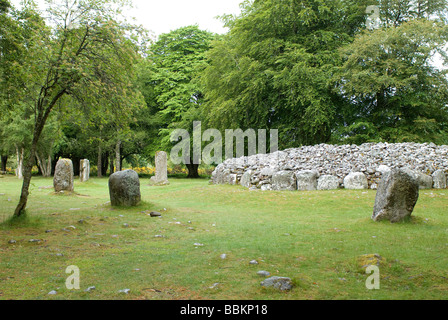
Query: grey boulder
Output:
[[295, 170, 318, 191], [260, 276, 294, 291], [432, 170, 447, 189], [53, 159, 74, 192], [372, 169, 419, 223], [402, 168, 433, 189], [272, 171, 297, 191], [344, 172, 368, 190], [109, 170, 141, 207], [317, 175, 341, 190]]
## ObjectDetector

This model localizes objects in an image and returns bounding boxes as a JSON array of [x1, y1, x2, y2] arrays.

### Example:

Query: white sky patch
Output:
[[10, 0, 243, 37]]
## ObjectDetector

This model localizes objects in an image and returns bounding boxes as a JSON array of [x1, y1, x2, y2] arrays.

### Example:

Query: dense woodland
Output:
[[1, 0, 448, 216]]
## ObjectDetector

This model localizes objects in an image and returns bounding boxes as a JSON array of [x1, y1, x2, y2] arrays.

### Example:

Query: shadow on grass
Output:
[[0, 212, 44, 229], [106, 200, 159, 212]]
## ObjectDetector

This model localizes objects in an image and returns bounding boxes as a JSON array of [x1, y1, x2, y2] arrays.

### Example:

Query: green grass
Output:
[[0, 176, 447, 300]]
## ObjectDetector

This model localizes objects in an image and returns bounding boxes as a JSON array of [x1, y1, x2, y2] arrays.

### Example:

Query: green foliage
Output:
[[139, 25, 215, 156], [201, 0, 370, 148], [334, 15, 448, 144], [202, 0, 448, 147]]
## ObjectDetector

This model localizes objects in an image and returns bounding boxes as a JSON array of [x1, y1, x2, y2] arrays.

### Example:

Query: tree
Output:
[[333, 2, 448, 144], [200, 0, 370, 149], [0, 0, 28, 172], [141, 25, 215, 178], [11, 0, 146, 217]]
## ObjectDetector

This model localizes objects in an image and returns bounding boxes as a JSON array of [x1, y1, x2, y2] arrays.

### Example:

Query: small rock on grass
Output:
[[260, 277, 294, 291], [249, 260, 259, 265], [118, 289, 130, 294], [257, 271, 271, 277], [209, 283, 220, 289], [150, 211, 162, 217]]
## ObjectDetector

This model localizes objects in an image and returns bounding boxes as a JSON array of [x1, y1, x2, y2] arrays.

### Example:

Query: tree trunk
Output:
[[35, 151, 52, 177], [97, 144, 102, 178], [14, 88, 66, 217], [102, 153, 109, 177], [115, 140, 121, 172], [14, 131, 42, 216], [186, 162, 200, 179], [1, 155, 8, 172], [109, 153, 115, 175]]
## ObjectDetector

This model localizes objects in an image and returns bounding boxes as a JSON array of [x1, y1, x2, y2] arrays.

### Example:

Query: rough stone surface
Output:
[[80, 159, 90, 182], [54, 159, 74, 192], [260, 276, 294, 291], [344, 172, 368, 190], [317, 175, 341, 190], [372, 169, 420, 223], [109, 170, 141, 207], [211, 142, 448, 191], [295, 170, 318, 191], [432, 169, 447, 189], [272, 171, 296, 191], [150, 151, 169, 186], [402, 168, 433, 189], [240, 170, 253, 188]]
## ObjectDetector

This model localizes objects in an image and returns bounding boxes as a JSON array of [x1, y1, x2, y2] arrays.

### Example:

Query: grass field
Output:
[[0, 175, 447, 300]]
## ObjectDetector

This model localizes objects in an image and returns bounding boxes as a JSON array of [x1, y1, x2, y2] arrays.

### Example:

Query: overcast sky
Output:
[[10, 0, 244, 37], [126, 0, 243, 36]]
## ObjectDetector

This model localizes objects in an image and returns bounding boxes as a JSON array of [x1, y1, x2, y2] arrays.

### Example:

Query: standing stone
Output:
[[295, 170, 318, 191], [272, 171, 297, 191], [432, 170, 447, 189], [109, 170, 141, 207], [150, 151, 169, 186], [80, 159, 90, 182], [317, 175, 341, 190], [344, 172, 368, 190], [372, 169, 419, 223], [53, 159, 74, 192]]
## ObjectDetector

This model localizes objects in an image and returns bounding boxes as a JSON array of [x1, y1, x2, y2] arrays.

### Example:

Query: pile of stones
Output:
[[211, 142, 448, 191]]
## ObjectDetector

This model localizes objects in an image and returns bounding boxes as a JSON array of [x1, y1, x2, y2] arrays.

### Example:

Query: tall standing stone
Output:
[[372, 169, 419, 223], [80, 159, 90, 182], [109, 170, 141, 207], [150, 151, 169, 186], [54, 159, 74, 192]]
